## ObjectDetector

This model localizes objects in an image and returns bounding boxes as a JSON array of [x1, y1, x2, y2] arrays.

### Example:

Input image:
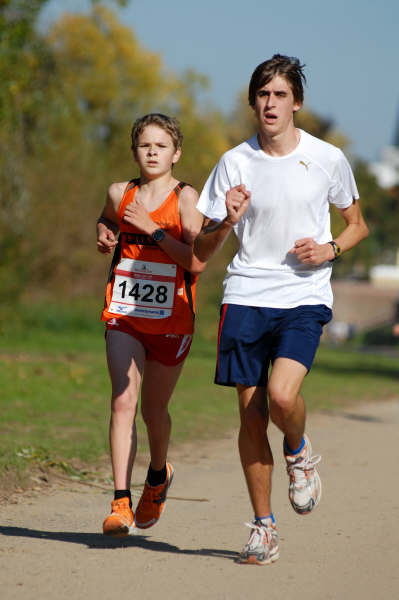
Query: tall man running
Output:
[[194, 55, 369, 565]]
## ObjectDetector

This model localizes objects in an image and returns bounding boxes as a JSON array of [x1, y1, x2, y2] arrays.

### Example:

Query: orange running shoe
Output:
[[135, 463, 174, 529], [103, 497, 135, 536]]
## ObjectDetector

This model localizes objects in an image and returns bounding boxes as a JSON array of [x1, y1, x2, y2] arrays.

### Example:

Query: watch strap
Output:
[[328, 240, 341, 261]]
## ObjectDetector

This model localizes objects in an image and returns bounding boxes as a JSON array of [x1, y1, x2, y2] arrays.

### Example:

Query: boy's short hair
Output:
[[248, 54, 306, 107], [131, 113, 183, 153]]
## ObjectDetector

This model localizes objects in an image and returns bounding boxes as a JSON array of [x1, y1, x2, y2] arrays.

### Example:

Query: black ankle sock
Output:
[[114, 489, 132, 508], [147, 464, 167, 487]]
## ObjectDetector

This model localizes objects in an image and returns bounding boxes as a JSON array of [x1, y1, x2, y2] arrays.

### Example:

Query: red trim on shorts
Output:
[[216, 304, 228, 382], [105, 319, 192, 366]]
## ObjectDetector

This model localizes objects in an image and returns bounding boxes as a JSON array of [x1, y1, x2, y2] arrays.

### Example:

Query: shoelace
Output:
[[286, 454, 321, 488], [243, 522, 274, 550], [112, 499, 128, 509]]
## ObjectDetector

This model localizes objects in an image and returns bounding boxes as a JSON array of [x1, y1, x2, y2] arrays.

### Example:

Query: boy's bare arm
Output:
[[122, 185, 206, 274], [194, 184, 250, 262], [96, 182, 126, 254]]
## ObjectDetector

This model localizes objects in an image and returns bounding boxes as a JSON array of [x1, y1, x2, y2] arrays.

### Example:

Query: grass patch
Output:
[[303, 347, 399, 410], [1, 299, 398, 491]]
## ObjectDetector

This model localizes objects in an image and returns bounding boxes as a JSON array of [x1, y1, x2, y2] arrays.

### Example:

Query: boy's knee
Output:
[[111, 392, 136, 415], [141, 406, 169, 430]]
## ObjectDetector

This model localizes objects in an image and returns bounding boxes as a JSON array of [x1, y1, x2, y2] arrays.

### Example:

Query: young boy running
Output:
[[97, 113, 204, 535], [194, 55, 369, 564]]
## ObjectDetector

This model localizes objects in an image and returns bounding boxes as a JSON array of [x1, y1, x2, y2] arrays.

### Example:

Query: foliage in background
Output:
[[1, 4, 398, 490], [1, 0, 397, 305], [0, 1, 231, 303]]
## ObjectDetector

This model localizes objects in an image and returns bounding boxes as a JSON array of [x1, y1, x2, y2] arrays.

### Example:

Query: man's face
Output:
[[253, 74, 301, 137]]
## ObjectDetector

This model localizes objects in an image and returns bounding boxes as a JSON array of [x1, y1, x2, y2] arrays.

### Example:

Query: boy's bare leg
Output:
[[134, 359, 184, 529], [140, 359, 184, 469], [267, 357, 307, 449], [106, 330, 145, 489], [237, 384, 274, 517]]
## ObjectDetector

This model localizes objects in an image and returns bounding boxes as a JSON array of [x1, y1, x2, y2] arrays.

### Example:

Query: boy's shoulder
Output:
[[178, 182, 198, 202], [107, 180, 130, 210], [108, 180, 130, 197]]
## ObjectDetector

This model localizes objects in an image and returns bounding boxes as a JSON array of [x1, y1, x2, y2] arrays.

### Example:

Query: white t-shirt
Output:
[[197, 129, 359, 309]]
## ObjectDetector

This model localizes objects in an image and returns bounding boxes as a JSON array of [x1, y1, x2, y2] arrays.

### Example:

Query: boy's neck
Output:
[[138, 172, 178, 194]]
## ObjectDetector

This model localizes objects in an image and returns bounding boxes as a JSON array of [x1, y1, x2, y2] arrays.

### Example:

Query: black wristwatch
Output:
[[151, 228, 166, 243], [328, 240, 342, 261]]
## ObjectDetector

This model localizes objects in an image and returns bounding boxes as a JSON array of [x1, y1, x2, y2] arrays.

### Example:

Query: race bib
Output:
[[109, 258, 176, 319]]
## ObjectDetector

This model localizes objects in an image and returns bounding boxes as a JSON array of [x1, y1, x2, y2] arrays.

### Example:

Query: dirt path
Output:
[[1, 400, 399, 600]]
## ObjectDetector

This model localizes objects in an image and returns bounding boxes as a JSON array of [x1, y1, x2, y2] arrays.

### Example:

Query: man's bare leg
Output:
[[268, 357, 321, 515], [267, 357, 307, 450], [237, 384, 273, 517]]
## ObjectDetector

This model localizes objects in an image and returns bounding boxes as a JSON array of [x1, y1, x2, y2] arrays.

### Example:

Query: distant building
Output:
[[368, 107, 399, 288], [369, 105, 399, 189]]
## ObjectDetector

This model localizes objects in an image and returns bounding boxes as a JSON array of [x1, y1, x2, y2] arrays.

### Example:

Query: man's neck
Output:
[[257, 127, 300, 157]]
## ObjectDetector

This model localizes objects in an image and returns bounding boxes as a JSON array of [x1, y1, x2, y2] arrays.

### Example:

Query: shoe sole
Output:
[[103, 523, 136, 537], [238, 552, 280, 566], [291, 470, 322, 515], [135, 464, 174, 529]]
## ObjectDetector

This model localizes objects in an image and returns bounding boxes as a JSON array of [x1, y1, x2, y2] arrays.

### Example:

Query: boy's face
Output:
[[134, 124, 181, 178], [253, 74, 301, 138]]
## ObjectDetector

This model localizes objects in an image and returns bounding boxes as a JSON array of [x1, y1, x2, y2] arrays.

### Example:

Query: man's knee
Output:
[[240, 401, 268, 433], [268, 382, 297, 414]]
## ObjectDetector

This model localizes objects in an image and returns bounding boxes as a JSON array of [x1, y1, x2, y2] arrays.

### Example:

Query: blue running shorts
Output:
[[215, 304, 332, 387]]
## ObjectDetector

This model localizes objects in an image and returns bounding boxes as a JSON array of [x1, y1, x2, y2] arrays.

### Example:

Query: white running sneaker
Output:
[[284, 434, 321, 515], [238, 518, 279, 565]]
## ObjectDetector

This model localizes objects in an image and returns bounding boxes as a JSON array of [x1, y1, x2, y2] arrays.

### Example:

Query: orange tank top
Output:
[[101, 179, 197, 334]]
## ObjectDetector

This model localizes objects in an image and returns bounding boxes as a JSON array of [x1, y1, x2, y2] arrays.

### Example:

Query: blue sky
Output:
[[40, 0, 399, 162]]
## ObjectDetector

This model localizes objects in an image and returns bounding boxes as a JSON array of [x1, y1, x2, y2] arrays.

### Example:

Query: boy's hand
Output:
[[123, 199, 157, 235], [97, 226, 118, 254], [225, 184, 251, 226], [289, 238, 334, 265]]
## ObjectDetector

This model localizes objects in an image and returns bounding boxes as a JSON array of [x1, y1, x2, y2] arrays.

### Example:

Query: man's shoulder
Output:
[[301, 130, 344, 161], [220, 135, 258, 165], [299, 130, 347, 173]]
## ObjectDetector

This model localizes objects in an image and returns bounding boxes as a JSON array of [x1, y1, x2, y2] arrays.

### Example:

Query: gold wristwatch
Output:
[[328, 240, 342, 261]]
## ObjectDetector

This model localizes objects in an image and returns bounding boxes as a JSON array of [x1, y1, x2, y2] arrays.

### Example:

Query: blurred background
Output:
[[0, 0, 398, 490], [1, 0, 399, 340]]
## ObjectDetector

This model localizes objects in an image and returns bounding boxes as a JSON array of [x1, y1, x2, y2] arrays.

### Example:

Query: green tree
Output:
[[331, 163, 399, 277], [0, 3, 232, 301]]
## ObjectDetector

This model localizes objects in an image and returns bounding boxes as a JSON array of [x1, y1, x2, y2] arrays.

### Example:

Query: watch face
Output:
[[152, 228, 165, 242]]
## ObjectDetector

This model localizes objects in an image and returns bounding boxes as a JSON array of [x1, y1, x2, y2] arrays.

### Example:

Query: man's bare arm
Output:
[[194, 184, 250, 262], [290, 199, 369, 265]]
